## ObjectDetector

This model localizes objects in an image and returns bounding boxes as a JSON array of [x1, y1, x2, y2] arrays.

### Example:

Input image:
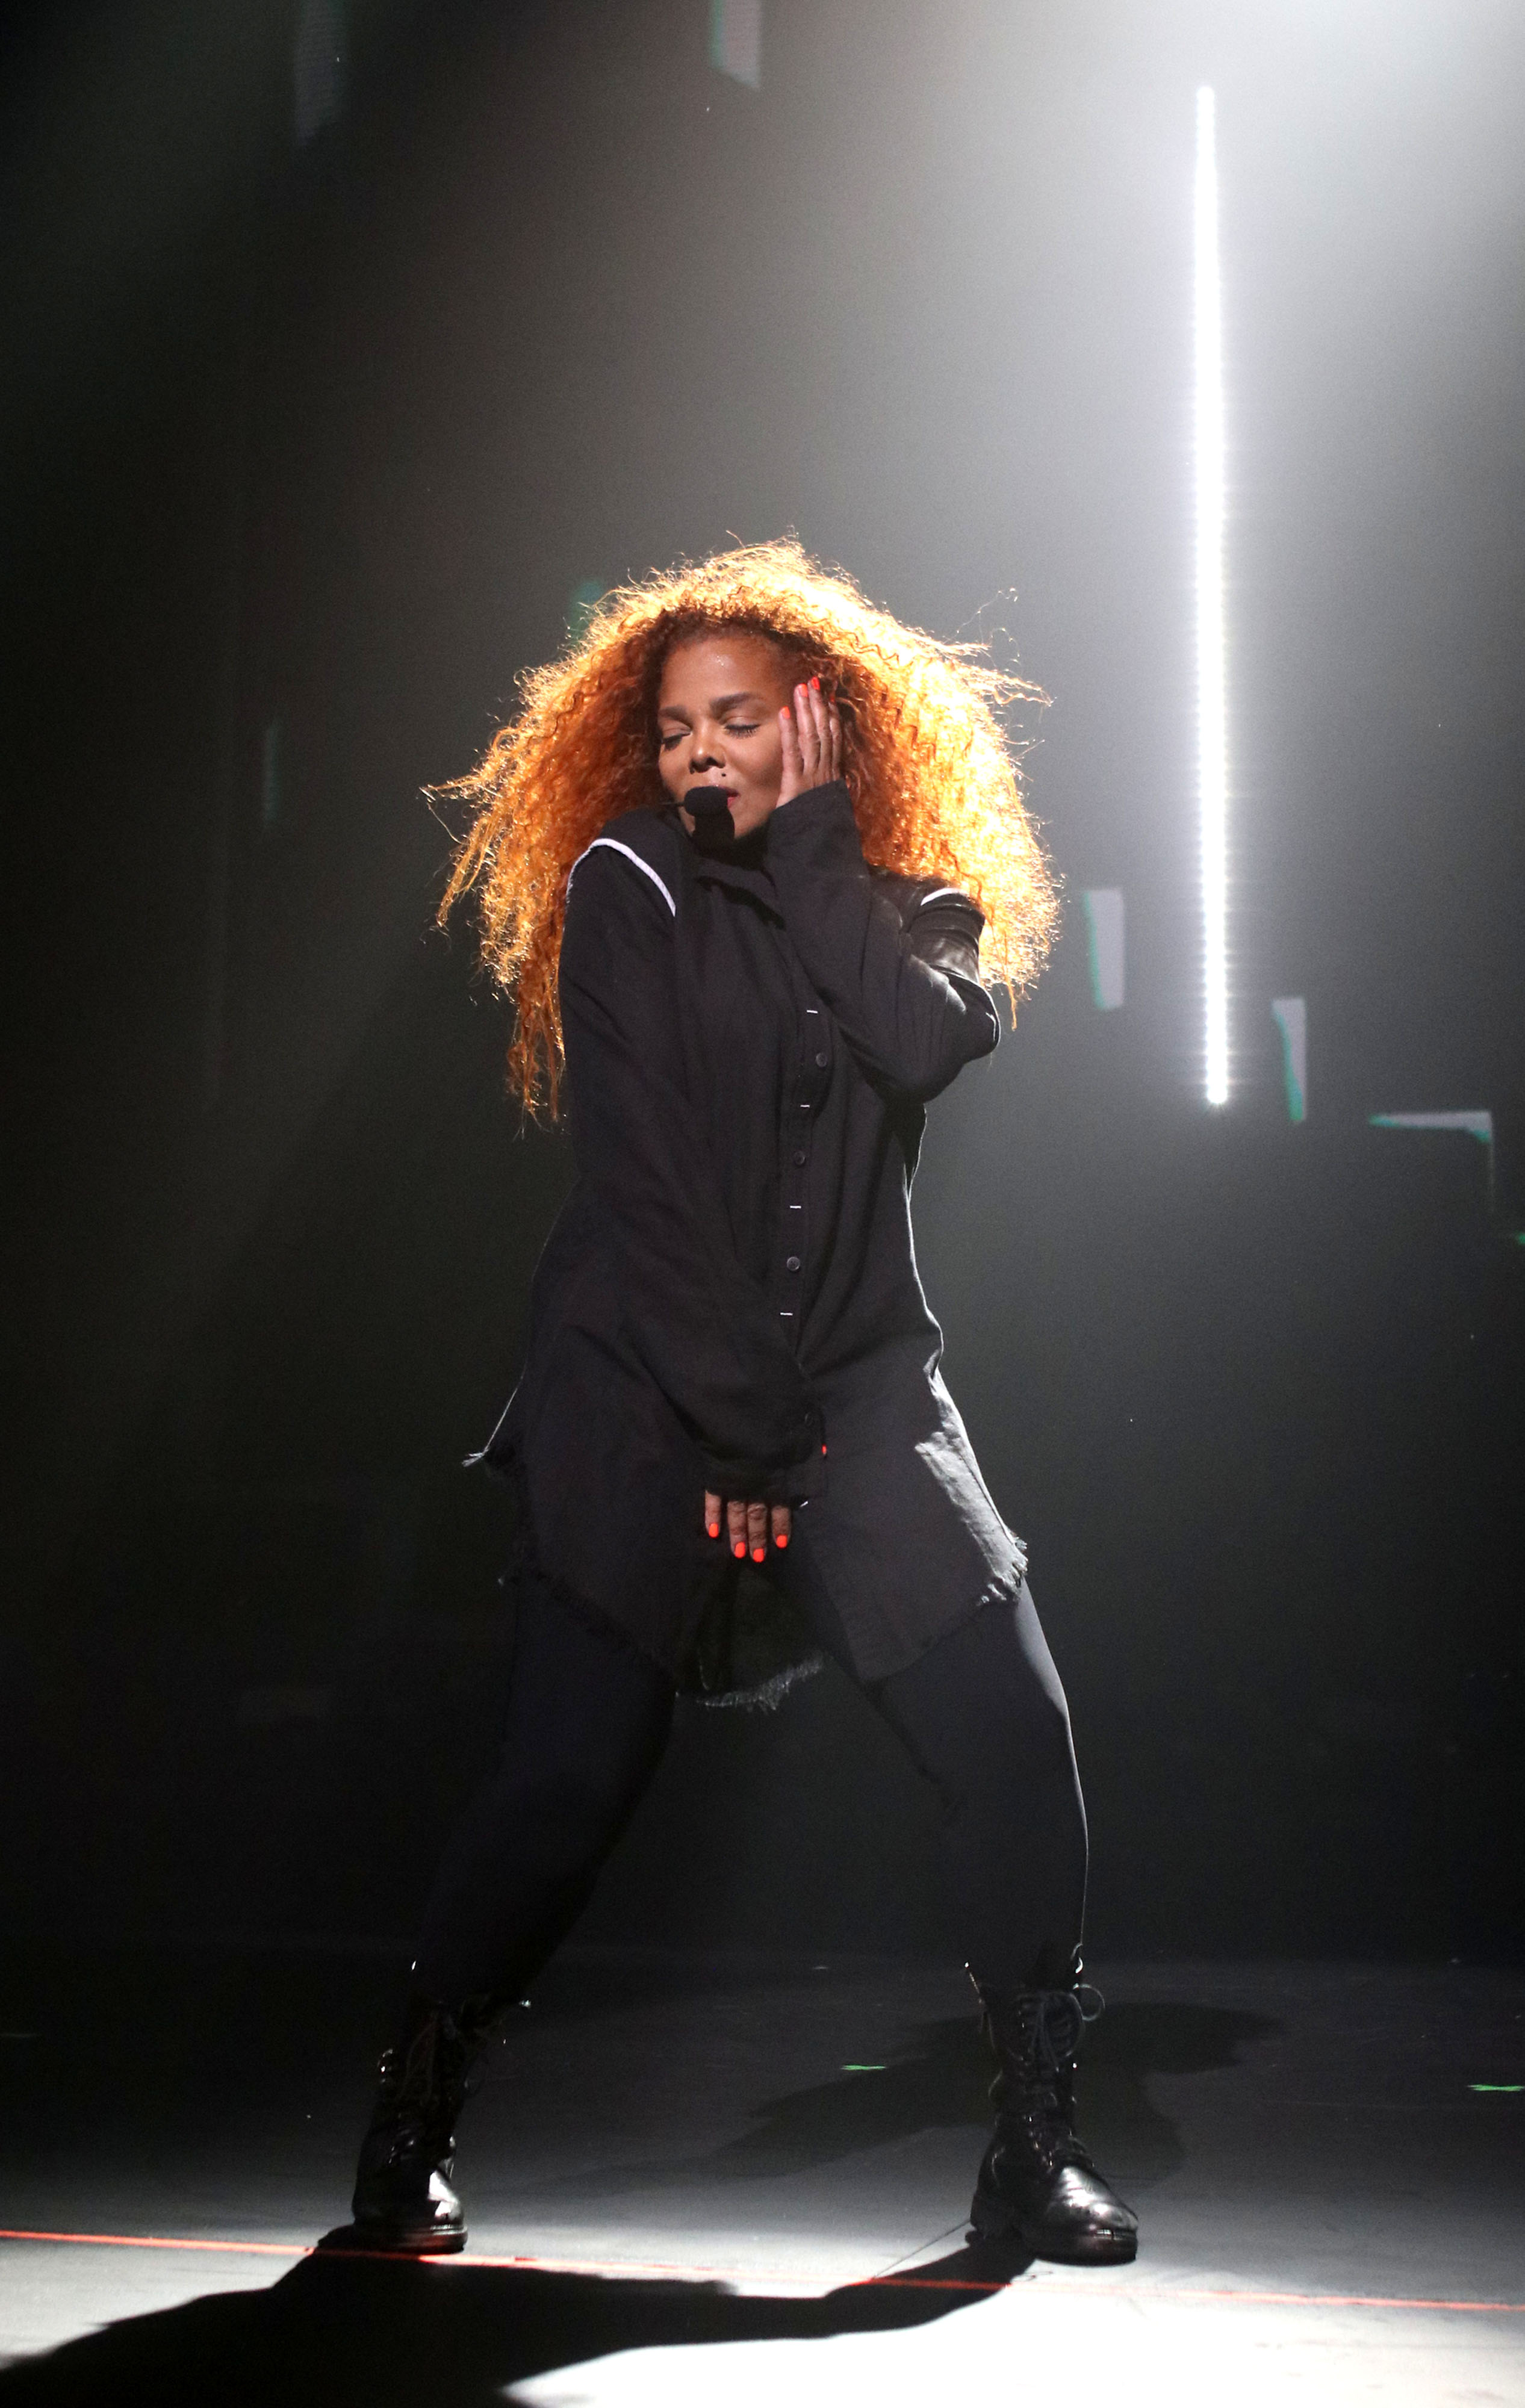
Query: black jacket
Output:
[[478, 779, 1026, 1694]]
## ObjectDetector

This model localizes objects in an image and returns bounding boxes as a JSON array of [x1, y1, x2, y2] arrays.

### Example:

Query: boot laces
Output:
[[981, 1980, 1106, 2170], [1031, 1981, 1104, 2073], [377, 2005, 487, 2115]]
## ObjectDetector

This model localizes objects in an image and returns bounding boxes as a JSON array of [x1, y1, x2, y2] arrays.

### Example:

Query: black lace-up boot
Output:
[[968, 1978, 1138, 2264], [350, 1992, 494, 2253]]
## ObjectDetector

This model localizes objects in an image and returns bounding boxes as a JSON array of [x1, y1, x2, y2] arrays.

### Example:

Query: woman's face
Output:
[[655, 631, 798, 840]]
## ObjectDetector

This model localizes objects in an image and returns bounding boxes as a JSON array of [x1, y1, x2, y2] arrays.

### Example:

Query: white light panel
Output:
[[1195, 86, 1228, 1106]]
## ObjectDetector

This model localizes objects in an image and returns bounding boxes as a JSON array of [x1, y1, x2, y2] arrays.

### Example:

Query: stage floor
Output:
[[1, 1947, 1521, 2403]]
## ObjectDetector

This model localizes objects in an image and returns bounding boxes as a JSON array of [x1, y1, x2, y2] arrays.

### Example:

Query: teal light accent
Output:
[[710, 0, 763, 86], [1369, 1111, 1496, 1209], [568, 579, 606, 641], [1081, 889, 1124, 1010], [1271, 998, 1306, 1123], [1370, 1111, 1492, 1144], [841, 2064, 886, 2073], [1468, 2082, 1524, 2093]]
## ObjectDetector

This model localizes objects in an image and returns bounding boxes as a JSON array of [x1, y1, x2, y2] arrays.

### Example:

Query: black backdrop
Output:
[[3, 0, 1521, 1963]]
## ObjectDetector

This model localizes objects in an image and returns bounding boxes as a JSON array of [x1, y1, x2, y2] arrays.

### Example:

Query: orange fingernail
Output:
[[708, 1522, 720, 1538], [774, 1533, 789, 1549], [810, 675, 821, 690], [751, 1546, 766, 1562], [733, 1541, 746, 1558]]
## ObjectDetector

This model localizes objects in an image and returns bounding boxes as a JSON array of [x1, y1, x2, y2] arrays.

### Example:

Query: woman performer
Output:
[[347, 539, 1136, 2266]]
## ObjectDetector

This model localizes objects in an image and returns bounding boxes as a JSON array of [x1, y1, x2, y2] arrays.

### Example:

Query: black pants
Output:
[[414, 1573, 1087, 2005]]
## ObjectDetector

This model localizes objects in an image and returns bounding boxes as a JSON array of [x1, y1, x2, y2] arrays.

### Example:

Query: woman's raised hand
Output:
[[704, 1490, 790, 1561], [776, 675, 842, 808]]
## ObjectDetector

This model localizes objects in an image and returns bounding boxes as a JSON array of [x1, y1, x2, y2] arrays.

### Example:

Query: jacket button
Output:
[[815, 1051, 828, 1067], [785, 1255, 801, 1273], [792, 1149, 807, 1166]]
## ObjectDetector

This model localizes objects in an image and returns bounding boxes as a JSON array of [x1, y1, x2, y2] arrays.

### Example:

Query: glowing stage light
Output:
[[1195, 86, 1229, 1106]]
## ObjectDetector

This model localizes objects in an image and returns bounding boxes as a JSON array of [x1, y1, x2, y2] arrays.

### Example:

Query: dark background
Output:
[[2, 0, 1521, 1967]]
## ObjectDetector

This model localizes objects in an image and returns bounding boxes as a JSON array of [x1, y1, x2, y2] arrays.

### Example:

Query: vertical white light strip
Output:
[[1195, 85, 1229, 1106]]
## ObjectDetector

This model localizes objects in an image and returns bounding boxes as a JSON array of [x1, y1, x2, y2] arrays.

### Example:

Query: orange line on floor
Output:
[[2, 2230, 1521, 2315]]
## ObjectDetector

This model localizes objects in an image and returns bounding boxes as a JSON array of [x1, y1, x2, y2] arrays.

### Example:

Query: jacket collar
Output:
[[662, 807, 783, 914]]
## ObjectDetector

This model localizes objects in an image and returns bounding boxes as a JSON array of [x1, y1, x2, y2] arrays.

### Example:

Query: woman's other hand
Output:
[[705, 1492, 790, 1560], [777, 676, 842, 808]]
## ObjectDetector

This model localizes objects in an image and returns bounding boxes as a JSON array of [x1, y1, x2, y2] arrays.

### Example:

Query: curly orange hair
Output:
[[438, 537, 1058, 1114]]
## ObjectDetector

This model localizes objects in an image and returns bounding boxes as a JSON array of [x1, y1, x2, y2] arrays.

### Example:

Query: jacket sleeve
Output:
[[765, 781, 1000, 1099], [559, 845, 825, 1505]]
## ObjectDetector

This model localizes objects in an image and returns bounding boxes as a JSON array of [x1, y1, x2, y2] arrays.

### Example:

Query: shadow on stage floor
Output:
[[0, 2237, 1029, 2408], [700, 1998, 1277, 2188], [0, 1985, 1284, 2403]]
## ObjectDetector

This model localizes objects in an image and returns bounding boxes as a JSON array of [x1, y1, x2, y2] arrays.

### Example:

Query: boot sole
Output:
[[346, 2222, 468, 2256], [969, 2192, 1137, 2267]]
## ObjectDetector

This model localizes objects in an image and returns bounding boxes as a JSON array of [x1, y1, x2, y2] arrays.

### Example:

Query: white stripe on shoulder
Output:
[[568, 836, 676, 917], [919, 885, 971, 908]]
